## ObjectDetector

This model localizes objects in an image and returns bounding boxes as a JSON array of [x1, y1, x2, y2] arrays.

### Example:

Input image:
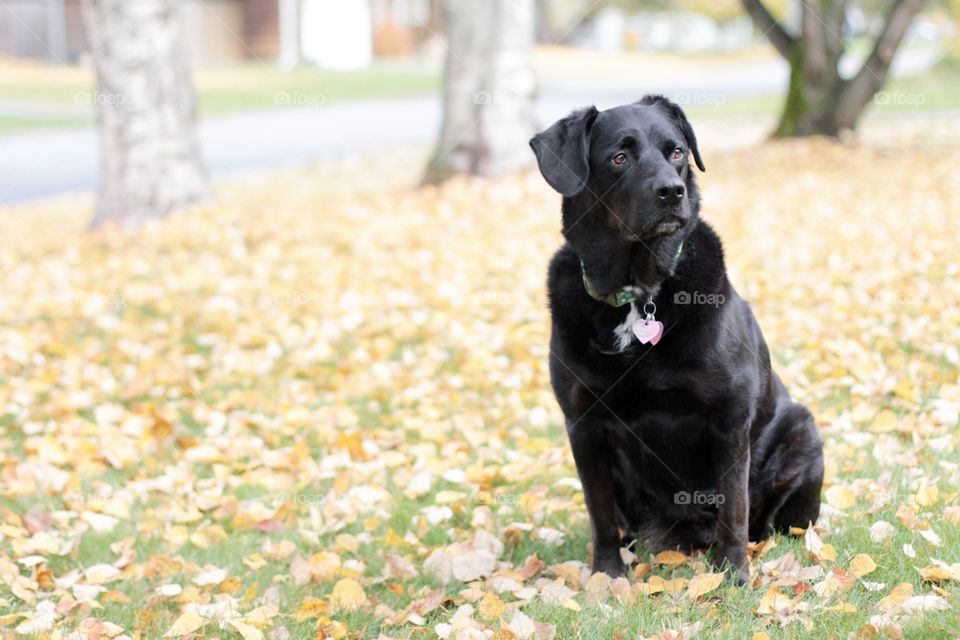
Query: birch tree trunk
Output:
[[82, 0, 211, 230], [424, 0, 536, 183]]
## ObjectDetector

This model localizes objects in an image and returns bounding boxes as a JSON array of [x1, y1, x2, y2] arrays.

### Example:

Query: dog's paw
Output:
[[712, 550, 749, 586], [592, 555, 626, 578], [729, 565, 750, 586]]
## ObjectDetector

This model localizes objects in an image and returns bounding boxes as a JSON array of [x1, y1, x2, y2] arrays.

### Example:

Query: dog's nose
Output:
[[656, 181, 686, 205]]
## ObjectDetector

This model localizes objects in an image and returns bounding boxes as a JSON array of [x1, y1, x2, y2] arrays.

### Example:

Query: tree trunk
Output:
[[833, 0, 928, 130], [741, 0, 928, 138], [82, 0, 211, 230], [775, 0, 847, 137], [424, 0, 536, 183]]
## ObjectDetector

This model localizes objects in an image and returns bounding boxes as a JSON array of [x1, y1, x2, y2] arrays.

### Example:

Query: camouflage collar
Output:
[[581, 240, 684, 307]]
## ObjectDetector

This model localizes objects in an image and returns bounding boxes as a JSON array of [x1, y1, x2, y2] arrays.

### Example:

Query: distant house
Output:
[[0, 0, 438, 67]]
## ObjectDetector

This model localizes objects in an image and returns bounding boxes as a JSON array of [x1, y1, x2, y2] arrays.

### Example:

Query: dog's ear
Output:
[[529, 106, 599, 197], [639, 95, 705, 172]]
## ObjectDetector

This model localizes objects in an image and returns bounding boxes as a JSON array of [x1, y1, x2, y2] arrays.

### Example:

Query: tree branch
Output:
[[837, 0, 928, 126], [801, 0, 828, 83], [739, 0, 796, 58]]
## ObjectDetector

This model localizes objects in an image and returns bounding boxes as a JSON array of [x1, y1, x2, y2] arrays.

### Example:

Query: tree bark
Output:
[[424, 0, 536, 183], [834, 0, 927, 130], [82, 0, 211, 230], [741, 0, 928, 138], [740, 0, 794, 57]]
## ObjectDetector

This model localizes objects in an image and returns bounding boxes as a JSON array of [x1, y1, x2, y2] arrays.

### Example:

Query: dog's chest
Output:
[[606, 409, 713, 463], [612, 303, 642, 351]]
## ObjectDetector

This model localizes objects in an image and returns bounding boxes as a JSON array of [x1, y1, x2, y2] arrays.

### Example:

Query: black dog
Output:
[[529, 96, 824, 583]]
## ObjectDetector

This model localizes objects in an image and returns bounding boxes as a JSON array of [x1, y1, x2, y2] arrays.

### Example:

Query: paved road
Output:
[[0, 49, 941, 205]]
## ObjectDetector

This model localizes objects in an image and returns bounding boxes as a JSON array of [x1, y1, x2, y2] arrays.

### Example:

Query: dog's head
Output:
[[530, 95, 704, 243]]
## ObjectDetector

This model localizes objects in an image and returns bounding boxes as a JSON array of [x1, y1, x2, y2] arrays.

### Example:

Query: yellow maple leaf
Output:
[[562, 599, 581, 611], [164, 612, 205, 638], [756, 587, 794, 615], [653, 549, 687, 566], [878, 583, 913, 611], [919, 564, 959, 583], [824, 543, 838, 562], [227, 619, 264, 640], [825, 486, 855, 510], [330, 578, 367, 612], [478, 592, 506, 620], [915, 484, 939, 507], [295, 598, 331, 622], [869, 409, 899, 433], [687, 572, 724, 599], [848, 554, 877, 577]]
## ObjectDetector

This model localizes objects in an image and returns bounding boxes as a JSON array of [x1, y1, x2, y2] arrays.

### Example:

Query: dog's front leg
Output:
[[712, 425, 750, 585], [568, 420, 624, 577]]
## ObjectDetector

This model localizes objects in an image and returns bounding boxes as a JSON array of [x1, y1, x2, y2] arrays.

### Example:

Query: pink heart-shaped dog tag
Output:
[[632, 319, 664, 346]]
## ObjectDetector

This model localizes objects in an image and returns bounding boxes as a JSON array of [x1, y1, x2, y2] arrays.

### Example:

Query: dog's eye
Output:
[[672, 147, 684, 160], [611, 152, 627, 165]]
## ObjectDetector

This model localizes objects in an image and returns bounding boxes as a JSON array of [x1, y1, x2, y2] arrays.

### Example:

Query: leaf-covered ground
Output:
[[1, 137, 959, 639]]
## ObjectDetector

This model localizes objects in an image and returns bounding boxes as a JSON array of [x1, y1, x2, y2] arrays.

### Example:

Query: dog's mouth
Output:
[[625, 215, 687, 242]]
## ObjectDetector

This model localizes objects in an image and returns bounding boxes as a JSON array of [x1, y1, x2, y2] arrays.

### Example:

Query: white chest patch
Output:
[[613, 302, 641, 351]]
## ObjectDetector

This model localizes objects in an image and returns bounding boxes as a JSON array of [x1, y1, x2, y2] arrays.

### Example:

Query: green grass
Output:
[[197, 66, 440, 115], [0, 114, 87, 133], [677, 47, 960, 121], [1, 109, 957, 639], [2, 48, 956, 136], [0, 62, 440, 133]]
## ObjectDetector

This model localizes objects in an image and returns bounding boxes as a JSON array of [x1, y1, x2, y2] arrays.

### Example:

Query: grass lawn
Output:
[[0, 114, 83, 134], [0, 59, 440, 131], [2, 45, 957, 136], [681, 50, 960, 121], [1, 132, 958, 638]]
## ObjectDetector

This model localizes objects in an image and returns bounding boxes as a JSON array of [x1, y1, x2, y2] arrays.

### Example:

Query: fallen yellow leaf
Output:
[[227, 619, 263, 640], [687, 572, 724, 599], [653, 550, 687, 566], [878, 583, 913, 611], [295, 598, 331, 622], [849, 554, 877, 577], [825, 486, 855, 510], [478, 592, 505, 620], [869, 409, 899, 433], [330, 578, 367, 612], [164, 612, 205, 638]]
